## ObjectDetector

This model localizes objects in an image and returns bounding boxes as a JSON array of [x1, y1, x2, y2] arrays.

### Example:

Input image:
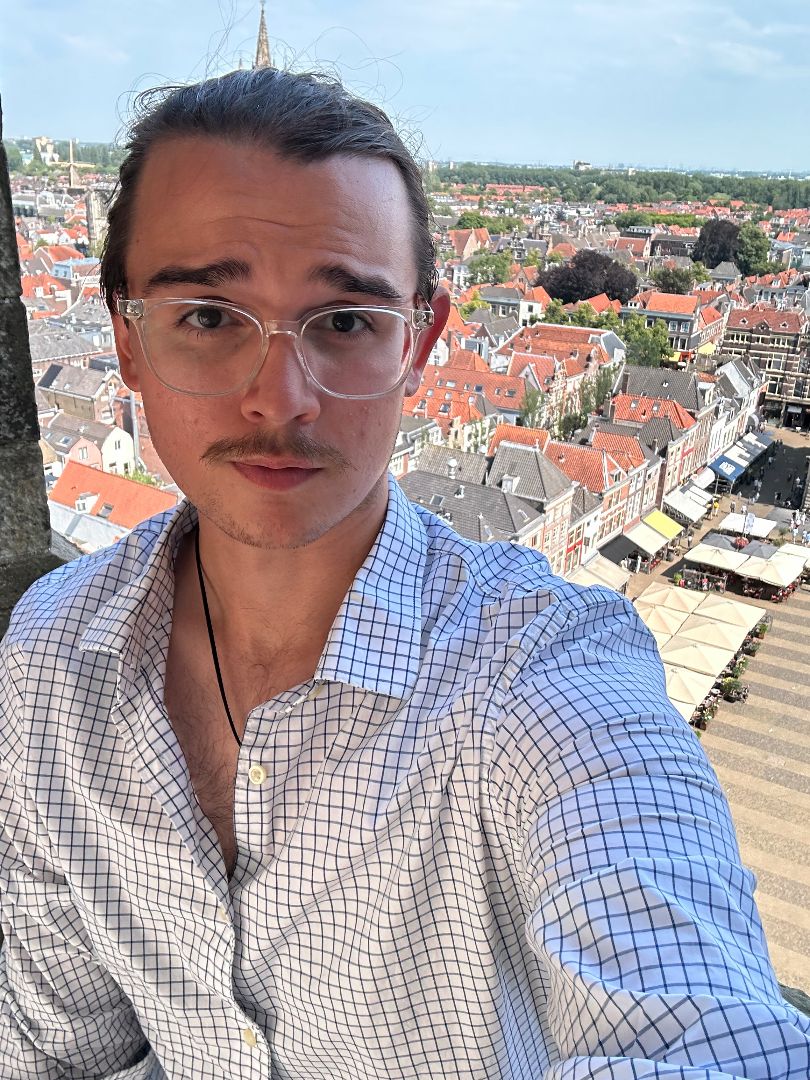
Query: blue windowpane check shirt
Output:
[[0, 476, 808, 1078]]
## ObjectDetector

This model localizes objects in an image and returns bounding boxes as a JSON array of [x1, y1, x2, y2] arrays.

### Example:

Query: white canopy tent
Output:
[[675, 614, 749, 653], [776, 542, 810, 568], [659, 638, 737, 677], [634, 602, 690, 637], [717, 513, 778, 539], [692, 593, 766, 629], [635, 581, 704, 613], [567, 553, 631, 592], [684, 544, 748, 572]]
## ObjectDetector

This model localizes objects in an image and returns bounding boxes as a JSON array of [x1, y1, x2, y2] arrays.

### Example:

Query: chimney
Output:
[[455, 485, 465, 498], [446, 456, 458, 480]]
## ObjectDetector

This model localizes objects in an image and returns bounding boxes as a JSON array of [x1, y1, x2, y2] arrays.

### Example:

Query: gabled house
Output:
[[38, 362, 122, 423]]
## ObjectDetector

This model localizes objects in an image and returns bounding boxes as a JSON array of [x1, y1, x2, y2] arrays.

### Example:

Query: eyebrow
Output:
[[142, 258, 252, 294], [309, 264, 407, 304]]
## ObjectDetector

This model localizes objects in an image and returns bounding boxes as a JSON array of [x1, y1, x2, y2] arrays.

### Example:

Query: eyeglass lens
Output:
[[140, 300, 414, 396]]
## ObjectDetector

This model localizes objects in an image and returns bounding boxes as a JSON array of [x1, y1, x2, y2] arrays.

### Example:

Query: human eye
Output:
[[322, 308, 378, 335], [176, 302, 238, 332]]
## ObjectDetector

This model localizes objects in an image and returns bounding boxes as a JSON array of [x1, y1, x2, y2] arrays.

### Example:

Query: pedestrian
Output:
[[1, 65, 808, 1080], [730, 500, 736, 513]]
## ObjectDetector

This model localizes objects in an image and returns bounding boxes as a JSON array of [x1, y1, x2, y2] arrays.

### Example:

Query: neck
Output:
[[184, 488, 389, 661]]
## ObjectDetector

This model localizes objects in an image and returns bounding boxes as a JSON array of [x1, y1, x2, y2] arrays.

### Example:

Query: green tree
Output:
[[692, 220, 739, 268], [613, 210, 652, 228], [537, 249, 638, 304], [570, 302, 598, 326], [519, 385, 545, 428], [620, 314, 672, 367], [459, 290, 491, 319], [3, 141, 23, 171], [649, 266, 697, 294], [467, 251, 512, 285], [455, 210, 487, 229], [545, 250, 564, 265], [130, 468, 159, 487], [542, 298, 569, 324], [735, 222, 770, 276]]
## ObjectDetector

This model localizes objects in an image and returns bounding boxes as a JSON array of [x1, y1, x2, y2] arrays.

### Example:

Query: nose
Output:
[[238, 329, 322, 426]]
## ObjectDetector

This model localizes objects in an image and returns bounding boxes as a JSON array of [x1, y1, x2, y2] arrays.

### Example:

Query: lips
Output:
[[231, 459, 321, 491]]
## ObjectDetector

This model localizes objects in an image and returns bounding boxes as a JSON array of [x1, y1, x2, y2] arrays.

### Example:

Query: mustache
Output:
[[201, 429, 351, 470]]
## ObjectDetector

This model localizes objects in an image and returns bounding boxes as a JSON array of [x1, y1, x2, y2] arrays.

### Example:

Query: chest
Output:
[[164, 660, 241, 875]]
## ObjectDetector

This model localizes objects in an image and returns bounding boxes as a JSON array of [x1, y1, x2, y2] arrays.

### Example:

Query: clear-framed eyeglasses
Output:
[[116, 297, 435, 400]]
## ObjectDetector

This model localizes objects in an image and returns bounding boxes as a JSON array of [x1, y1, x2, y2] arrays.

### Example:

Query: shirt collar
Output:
[[80, 476, 426, 698]]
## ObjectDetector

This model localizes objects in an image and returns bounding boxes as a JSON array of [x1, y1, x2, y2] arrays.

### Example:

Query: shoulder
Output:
[[3, 507, 177, 658]]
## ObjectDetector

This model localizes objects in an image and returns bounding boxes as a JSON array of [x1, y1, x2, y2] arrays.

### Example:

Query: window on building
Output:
[[78, 447, 88, 461]]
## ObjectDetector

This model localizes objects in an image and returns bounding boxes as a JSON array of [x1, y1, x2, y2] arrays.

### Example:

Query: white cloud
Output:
[[61, 34, 129, 65]]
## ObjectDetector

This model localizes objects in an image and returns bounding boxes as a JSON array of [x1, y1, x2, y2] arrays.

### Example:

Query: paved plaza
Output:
[[629, 425, 810, 994]]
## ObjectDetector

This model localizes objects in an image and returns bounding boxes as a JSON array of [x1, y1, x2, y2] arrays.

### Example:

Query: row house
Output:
[[542, 442, 630, 545], [615, 366, 716, 475], [607, 394, 699, 500], [487, 442, 577, 574], [38, 362, 122, 423], [742, 269, 808, 310], [590, 430, 660, 526], [27, 323, 104, 380], [621, 291, 725, 356], [389, 416, 443, 478], [40, 411, 136, 477], [721, 307, 810, 425], [398, 470, 546, 549]]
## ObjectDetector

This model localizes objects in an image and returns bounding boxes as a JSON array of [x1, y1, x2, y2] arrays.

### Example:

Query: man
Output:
[[1, 69, 808, 1079]]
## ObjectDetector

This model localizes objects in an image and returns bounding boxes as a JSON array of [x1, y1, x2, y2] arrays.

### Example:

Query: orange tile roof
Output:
[[543, 442, 624, 494], [42, 244, 86, 264], [487, 422, 551, 455], [611, 394, 696, 429], [419, 362, 529, 410], [726, 308, 805, 333], [21, 272, 66, 297], [49, 460, 176, 530], [633, 292, 699, 316], [591, 431, 646, 470]]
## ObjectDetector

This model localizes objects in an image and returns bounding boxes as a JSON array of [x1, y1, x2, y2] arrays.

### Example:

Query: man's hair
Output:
[[100, 68, 438, 308]]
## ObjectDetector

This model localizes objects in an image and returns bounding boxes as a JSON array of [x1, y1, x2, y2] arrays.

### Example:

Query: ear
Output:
[[112, 311, 141, 392], [404, 285, 451, 396]]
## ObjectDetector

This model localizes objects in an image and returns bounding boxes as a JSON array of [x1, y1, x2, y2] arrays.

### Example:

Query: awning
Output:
[[684, 483, 713, 507], [692, 467, 717, 490], [643, 509, 683, 541], [634, 602, 690, 637], [624, 521, 670, 557], [758, 552, 806, 586], [741, 431, 772, 460], [659, 637, 736, 677], [717, 513, 777, 538], [635, 581, 704, 613], [693, 592, 766, 629], [776, 542, 810, 568], [663, 490, 703, 524], [676, 614, 749, 652], [684, 544, 748, 572], [567, 553, 631, 592], [708, 455, 745, 482], [663, 665, 716, 709]]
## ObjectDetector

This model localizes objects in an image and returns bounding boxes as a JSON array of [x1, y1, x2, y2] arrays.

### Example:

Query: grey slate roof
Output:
[[416, 445, 488, 484], [27, 325, 95, 364], [570, 483, 602, 524], [398, 472, 542, 544], [638, 416, 680, 451], [488, 444, 572, 506], [38, 363, 110, 398], [45, 411, 115, 450], [619, 366, 705, 413], [710, 261, 741, 279]]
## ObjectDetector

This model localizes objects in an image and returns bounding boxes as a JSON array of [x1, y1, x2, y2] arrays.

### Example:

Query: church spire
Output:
[[253, 2, 272, 69]]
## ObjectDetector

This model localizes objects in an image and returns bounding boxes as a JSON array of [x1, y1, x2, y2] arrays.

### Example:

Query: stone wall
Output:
[[0, 97, 76, 636]]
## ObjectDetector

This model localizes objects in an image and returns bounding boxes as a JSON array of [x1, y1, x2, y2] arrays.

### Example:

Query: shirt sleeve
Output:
[[487, 586, 810, 1079], [0, 647, 160, 1079]]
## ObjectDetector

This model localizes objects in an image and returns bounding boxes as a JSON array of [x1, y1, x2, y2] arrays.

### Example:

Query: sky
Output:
[[1, 0, 810, 173]]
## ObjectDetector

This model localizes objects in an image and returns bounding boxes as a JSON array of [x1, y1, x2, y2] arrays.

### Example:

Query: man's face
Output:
[[113, 136, 447, 550]]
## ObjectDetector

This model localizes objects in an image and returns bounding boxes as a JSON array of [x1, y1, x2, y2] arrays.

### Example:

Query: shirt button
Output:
[[243, 1027, 258, 1048], [248, 764, 267, 785]]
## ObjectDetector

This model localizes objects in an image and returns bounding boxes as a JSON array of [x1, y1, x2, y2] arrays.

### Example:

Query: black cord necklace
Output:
[[194, 527, 242, 748]]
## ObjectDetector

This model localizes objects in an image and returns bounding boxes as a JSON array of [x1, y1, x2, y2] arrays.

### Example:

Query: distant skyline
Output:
[[2, 0, 810, 174]]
